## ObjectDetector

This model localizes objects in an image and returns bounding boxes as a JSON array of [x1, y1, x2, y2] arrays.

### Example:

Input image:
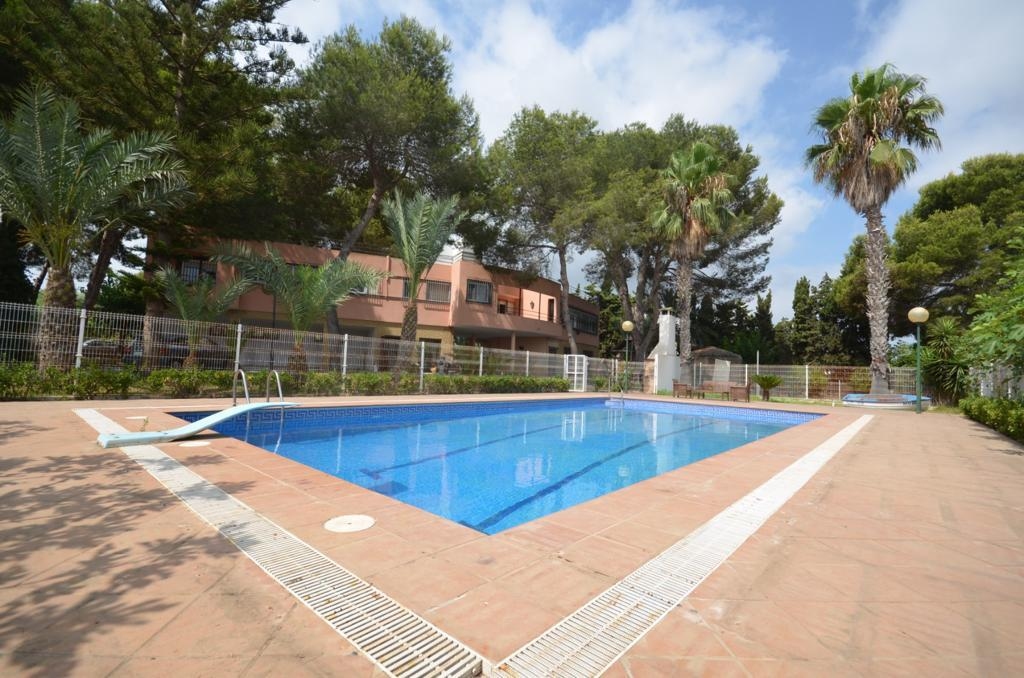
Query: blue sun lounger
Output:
[[97, 401, 298, 448]]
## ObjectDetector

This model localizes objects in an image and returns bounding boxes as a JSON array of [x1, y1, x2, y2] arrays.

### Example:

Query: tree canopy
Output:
[[288, 17, 484, 257]]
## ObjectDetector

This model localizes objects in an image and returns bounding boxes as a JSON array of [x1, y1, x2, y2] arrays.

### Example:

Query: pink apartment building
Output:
[[181, 241, 600, 356]]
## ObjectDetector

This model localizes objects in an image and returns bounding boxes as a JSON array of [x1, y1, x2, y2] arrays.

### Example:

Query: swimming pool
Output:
[[175, 399, 818, 534]]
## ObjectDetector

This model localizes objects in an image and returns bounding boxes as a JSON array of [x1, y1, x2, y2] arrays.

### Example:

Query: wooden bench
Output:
[[698, 381, 751, 402], [672, 380, 701, 398]]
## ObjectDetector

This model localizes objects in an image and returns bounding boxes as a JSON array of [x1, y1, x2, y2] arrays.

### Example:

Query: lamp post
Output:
[[621, 320, 634, 392], [908, 306, 929, 414]]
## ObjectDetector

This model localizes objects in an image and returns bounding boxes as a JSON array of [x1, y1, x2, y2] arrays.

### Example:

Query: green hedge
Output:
[[960, 396, 1024, 444], [423, 374, 569, 394], [0, 363, 570, 400]]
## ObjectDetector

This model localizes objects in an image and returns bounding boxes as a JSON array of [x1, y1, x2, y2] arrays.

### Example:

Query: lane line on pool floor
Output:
[[492, 413, 873, 677], [74, 408, 485, 678]]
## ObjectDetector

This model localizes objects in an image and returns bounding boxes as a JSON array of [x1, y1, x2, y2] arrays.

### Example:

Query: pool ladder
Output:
[[232, 368, 286, 406]]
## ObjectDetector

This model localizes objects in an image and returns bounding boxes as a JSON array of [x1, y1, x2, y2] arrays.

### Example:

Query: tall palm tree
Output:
[[381, 190, 463, 342], [0, 85, 188, 370], [157, 267, 252, 368], [657, 142, 734, 375], [215, 243, 383, 371], [807, 64, 943, 393]]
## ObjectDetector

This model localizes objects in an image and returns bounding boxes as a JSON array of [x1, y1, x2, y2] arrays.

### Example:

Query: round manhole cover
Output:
[[324, 515, 375, 533]]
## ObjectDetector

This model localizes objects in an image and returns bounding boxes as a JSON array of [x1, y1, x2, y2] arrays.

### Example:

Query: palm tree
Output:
[[657, 142, 734, 375], [0, 85, 187, 370], [157, 267, 252, 368], [215, 243, 384, 371], [807, 64, 943, 393], [381, 190, 464, 342]]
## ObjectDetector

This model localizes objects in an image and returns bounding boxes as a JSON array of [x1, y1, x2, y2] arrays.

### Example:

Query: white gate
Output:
[[564, 354, 588, 392]]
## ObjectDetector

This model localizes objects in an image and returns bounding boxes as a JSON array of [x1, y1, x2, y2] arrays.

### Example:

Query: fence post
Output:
[[805, 364, 810, 399], [419, 341, 425, 393], [342, 334, 349, 378], [234, 323, 243, 373], [478, 346, 484, 376], [74, 308, 87, 368], [744, 363, 748, 386], [525, 350, 530, 376]]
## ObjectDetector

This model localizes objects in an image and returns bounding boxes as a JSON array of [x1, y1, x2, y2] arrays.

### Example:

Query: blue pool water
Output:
[[175, 399, 818, 534]]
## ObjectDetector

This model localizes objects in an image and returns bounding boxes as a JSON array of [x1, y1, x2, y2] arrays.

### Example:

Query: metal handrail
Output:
[[232, 368, 251, 405], [265, 370, 284, 402]]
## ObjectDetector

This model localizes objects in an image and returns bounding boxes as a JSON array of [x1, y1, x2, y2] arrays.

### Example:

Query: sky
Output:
[[274, 0, 1024, 323]]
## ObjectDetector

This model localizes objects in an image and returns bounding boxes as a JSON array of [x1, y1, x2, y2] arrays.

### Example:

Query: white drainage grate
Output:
[[493, 414, 873, 677], [75, 409, 483, 678]]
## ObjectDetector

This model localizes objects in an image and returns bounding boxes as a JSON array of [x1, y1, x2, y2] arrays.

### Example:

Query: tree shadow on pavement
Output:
[[0, 445, 255, 676]]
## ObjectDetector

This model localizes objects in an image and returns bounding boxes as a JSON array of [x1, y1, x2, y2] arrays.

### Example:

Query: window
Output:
[[180, 259, 216, 284], [547, 298, 556, 322], [569, 308, 599, 335], [466, 279, 492, 304], [398, 278, 450, 303], [424, 280, 451, 303]]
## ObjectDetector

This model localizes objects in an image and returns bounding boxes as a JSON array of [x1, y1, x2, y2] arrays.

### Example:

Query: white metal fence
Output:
[[0, 301, 644, 393], [682, 361, 922, 400], [0, 300, 931, 398]]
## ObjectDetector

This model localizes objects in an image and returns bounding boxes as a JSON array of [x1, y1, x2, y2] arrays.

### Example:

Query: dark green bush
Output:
[[147, 368, 208, 397], [303, 371, 346, 396], [960, 396, 1024, 444], [246, 369, 299, 397], [346, 372, 391, 395], [0, 363, 570, 400], [395, 373, 420, 395], [423, 374, 568, 394], [0, 363, 43, 400], [70, 365, 137, 399]]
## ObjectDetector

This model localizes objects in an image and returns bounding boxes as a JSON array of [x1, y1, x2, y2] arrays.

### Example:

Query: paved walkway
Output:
[[0, 397, 1021, 677]]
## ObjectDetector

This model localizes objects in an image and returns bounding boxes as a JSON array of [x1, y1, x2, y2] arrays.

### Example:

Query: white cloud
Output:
[[860, 0, 1024, 188], [451, 0, 785, 142], [742, 131, 826, 256]]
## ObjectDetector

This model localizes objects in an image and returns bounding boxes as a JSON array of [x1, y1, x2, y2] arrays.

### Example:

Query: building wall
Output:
[[212, 240, 598, 353]]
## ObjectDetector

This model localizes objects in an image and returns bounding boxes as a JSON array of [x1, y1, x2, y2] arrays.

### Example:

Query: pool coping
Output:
[[80, 393, 865, 670]]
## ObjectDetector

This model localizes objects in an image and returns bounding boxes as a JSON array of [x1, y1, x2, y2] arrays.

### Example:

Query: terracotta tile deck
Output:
[[0, 394, 1021, 676]]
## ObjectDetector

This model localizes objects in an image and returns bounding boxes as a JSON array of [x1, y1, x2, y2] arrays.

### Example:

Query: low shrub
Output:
[[394, 373, 420, 395], [423, 374, 568, 394], [0, 363, 571, 400], [0, 363, 44, 400], [960, 396, 1024, 444], [751, 374, 782, 401], [146, 368, 209, 397], [346, 371, 391, 395], [70, 364, 137, 399], [303, 371, 346, 396], [246, 369, 299, 397]]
